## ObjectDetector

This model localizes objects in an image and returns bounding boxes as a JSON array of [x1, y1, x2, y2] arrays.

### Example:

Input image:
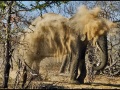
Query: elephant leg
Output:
[[77, 59, 87, 84], [69, 36, 87, 84], [67, 53, 72, 73], [59, 55, 68, 73], [59, 53, 72, 74], [69, 53, 80, 84], [77, 43, 87, 84]]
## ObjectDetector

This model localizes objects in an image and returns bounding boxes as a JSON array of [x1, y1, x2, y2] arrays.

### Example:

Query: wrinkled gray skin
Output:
[[59, 34, 108, 84]]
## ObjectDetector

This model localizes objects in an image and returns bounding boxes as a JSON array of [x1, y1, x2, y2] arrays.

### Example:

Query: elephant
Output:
[[68, 34, 108, 84], [12, 5, 116, 84]]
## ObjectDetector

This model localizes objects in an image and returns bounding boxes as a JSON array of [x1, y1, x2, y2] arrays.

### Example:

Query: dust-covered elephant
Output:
[[13, 5, 116, 84]]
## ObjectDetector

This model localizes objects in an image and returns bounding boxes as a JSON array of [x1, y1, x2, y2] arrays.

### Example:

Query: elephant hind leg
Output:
[[59, 54, 72, 74], [59, 56, 68, 73]]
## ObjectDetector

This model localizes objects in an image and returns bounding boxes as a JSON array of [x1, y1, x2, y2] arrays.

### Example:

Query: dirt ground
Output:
[[0, 74, 119, 89], [37, 58, 120, 89], [31, 73, 120, 89], [6, 74, 120, 89], [3, 68, 119, 89], [0, 57, 120, 89]]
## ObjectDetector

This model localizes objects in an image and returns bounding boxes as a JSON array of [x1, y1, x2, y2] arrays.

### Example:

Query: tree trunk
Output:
[[2, 1, 13, 88]]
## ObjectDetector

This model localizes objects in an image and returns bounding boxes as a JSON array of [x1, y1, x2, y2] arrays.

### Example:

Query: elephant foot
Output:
[[69, 79, 85, 85], [78, 80, 84, 84], [69, 80, 80, 84], [76, 78, 85, 84]]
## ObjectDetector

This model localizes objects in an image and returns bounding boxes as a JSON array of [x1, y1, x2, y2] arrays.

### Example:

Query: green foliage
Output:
[[34, 1, 69, 9], [17, 1, 69, 11], [0, 1, 6, 11]]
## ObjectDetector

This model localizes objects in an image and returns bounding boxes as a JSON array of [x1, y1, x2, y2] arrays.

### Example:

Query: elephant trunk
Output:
[[93, 35, 108, 70]]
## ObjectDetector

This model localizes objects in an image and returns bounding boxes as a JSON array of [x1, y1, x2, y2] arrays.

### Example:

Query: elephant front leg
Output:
[[70, 57, 87, 84], [69, 53, 80, 84], [77, 59, 87, 84], [70, 40, 87, 84], [77, 45, 87, 84]]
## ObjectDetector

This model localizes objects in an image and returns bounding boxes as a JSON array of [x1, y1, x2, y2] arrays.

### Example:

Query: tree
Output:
[[0, 1, 69, 88], [1, 1, 13, 88]]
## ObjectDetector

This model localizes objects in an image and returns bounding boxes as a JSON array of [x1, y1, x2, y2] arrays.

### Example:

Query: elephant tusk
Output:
[[96, 42, 104, 53]]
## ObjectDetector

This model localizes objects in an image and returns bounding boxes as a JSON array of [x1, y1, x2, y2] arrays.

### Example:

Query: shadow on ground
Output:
[[84, 82, 120, 88], [28, 83, 65, 89], [92, 82, 120, 88]]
